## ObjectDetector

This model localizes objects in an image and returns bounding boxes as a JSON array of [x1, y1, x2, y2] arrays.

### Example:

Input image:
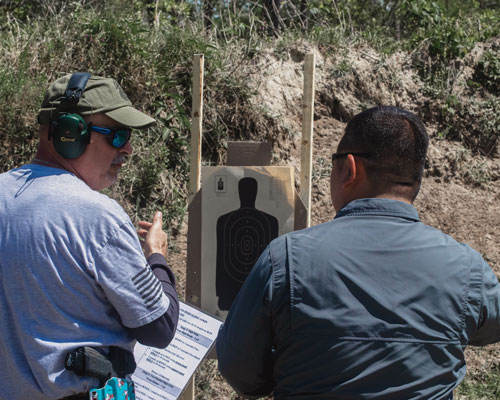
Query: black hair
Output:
[[338, 105, 429, 200]]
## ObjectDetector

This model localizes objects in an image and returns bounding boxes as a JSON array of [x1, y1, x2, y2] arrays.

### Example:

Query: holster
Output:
[[65, 347, 136, 387]]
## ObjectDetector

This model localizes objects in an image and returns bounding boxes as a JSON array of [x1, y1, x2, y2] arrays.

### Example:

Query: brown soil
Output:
[[168, 39, 500, 399]]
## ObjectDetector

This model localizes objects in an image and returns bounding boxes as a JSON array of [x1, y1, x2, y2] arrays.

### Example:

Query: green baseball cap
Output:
[[37, 73, 156, 129]]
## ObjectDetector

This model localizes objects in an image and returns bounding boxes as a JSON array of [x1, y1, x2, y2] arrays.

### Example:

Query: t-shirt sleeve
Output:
[[92, 220, 170, 329]]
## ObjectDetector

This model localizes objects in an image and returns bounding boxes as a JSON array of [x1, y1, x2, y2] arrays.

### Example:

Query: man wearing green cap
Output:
[[0, 73, 179, 399]]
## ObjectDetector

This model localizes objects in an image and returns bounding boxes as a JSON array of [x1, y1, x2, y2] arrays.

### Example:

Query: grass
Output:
[[457, 368, 500, 399]]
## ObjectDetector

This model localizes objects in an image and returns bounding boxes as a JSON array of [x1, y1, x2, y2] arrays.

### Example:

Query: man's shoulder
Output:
[[68, 184, 130, 226], [22, 164, 129, 225], [68, 180, 120, 209], [280, 220, 335, 241], [416, 220, 477, 253], [268, 221, 334, 255], [275, 217, 479, 260], [40, 170, 126, 216]]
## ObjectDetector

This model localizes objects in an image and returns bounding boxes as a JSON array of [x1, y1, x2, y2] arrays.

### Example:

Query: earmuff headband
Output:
[[64, 72, 91, 104]]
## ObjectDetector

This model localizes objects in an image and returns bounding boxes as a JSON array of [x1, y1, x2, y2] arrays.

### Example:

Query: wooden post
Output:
[[183, 54, 204, 400], [181, 379, 195, 400], [189, 54, 204, 197], [300, 53, 315, 228]]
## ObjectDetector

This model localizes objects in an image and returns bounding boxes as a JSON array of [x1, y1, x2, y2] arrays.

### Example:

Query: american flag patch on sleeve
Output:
[[132, 265, 163, 309]]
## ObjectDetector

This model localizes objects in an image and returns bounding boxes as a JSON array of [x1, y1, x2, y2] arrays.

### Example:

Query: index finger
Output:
[[138, 221, 153, 229]]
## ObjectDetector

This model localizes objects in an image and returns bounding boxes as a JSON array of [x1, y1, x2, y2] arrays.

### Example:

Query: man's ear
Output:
[[344, 154, 357, 187]]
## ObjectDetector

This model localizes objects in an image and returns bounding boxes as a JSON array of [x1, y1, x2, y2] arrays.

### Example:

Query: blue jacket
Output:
[[217, 198, 500, 399]]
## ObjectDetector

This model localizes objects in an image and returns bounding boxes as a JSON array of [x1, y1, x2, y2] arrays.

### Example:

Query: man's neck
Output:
[[32, 157, 65, 170], [371, 193, 413, 205], [338, 193, 413, 212], [31, 146, 81, 180]]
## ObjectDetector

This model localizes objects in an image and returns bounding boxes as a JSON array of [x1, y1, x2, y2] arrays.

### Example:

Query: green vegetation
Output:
[[0, 0, 280, 228], [1, 1, 500, 398], [458, 367, 500, 400], [474, 47, 500, 94], [439, 94, 500, 157], [2, 0, 499, 220]]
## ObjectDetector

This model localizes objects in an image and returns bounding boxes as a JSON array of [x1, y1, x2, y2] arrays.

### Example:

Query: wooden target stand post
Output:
[[180, 53, 316, 400]]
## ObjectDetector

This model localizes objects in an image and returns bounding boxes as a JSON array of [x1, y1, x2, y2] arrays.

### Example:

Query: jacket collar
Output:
[[335, 198, 420, 222]]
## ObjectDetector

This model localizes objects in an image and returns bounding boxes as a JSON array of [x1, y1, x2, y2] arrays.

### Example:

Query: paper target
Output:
[[215, 178, 278, 310], [201, 166, 295, 318]]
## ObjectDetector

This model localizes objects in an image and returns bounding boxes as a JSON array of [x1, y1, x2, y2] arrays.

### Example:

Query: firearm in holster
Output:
[[65, 346, 136, 387]]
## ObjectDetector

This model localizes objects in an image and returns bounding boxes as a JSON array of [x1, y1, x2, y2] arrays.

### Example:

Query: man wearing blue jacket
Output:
[[217, 106, 500, 399]]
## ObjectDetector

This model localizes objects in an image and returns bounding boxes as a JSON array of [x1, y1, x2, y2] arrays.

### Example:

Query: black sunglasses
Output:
[[331, 152, 371, 164], [91, 125, 132, 149]]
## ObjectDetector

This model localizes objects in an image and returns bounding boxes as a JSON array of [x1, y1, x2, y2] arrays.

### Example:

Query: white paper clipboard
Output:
[[132, 301, 223, 399]]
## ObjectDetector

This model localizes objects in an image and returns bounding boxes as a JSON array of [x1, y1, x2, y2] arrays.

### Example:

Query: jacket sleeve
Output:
[[469, 256, 500, 346], [216, 246, 276, 398]]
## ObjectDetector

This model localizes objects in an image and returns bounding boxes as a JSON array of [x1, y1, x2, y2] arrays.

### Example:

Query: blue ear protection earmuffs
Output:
[[49, 72, 92, 159]]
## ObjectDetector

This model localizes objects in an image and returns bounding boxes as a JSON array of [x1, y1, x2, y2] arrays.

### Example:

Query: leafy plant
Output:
[[330, 58, 353, 79], [397, 1, 473, 60], [440, 94, 500, 156], [473, 48, 500, 95]]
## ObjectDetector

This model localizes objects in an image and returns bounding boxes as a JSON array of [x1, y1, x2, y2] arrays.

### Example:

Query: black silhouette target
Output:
[[216, 177, 278, 311], [224, 215, 274, 281]]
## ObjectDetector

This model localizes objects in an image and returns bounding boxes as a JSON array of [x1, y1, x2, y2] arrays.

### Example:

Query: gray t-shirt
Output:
[[0, 164, 170, 399]]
